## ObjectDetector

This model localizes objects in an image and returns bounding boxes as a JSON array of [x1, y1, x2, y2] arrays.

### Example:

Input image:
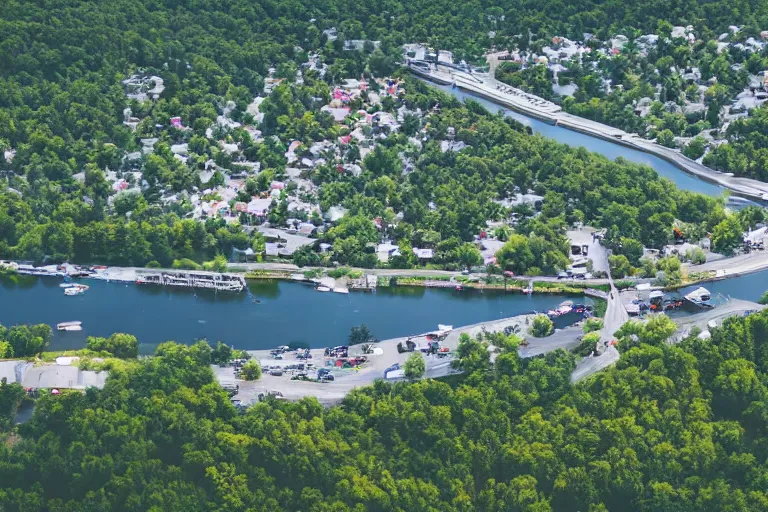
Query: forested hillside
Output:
[[3, 311, 768, 510]]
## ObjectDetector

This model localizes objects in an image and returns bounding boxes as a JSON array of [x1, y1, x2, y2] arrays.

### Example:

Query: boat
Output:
[[333, 288, 350, 294], [547, 300, 574, 318], [316, 286, 331, 292], [59, 283, 77, 288], [64, 284, 89, 296], [648, 290, 665, 305], [57, 321, 82, 331], [684, 287, 713, 309]]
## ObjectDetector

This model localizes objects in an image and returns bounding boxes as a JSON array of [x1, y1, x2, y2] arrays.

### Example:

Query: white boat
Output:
[[684, 287, 713, 308], [59, 282, 78, 288], [57, 321, 82, 331], [64, 284, 89, 296], [316, 286, 331, 292], [333, 287, 349, 294]]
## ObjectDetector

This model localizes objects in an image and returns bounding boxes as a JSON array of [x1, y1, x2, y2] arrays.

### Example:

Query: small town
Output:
[[3, 1, 768, 509]]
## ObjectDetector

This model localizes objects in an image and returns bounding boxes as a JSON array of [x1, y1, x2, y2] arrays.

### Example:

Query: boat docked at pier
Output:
[[684, 287, 714, 309], [57, 321, 82, 331]]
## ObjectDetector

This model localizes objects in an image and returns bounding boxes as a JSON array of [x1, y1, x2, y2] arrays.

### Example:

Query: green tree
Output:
[[211, 341, 233, 365], [348, 324, 377, 345], [682, 136, 707, 160], [608, 254, 632, 278], [711, 216, 743, 254], [530, 314, 554, 337], [241, 359, 262, 380], [403, 352, 425, 380], [85, 333, 139, 358]]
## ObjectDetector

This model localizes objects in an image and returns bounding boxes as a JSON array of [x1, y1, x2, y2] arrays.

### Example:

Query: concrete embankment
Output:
[[425, 69, 768, 203]]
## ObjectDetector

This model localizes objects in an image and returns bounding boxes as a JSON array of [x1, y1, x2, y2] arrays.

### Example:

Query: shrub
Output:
[[172, 258, 202, 270], [583, 318, 604, 333], [202, 254, 228, 273], [530, 315, 554, 337], [573, 332, 602, 357], [145, 260, 161, 268], [686, 247, 706, 265]]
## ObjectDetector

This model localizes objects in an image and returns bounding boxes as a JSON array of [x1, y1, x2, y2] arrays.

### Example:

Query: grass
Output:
[[37, 349, 139, 372], [245, 270, 292, 279], [592, 298, 608, 318]]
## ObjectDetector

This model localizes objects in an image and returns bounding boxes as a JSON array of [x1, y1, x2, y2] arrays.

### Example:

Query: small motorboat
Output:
[[548, 300, 574, 318], [333, 288, 350, 294], [316, 286, 331, 292], [684, 287, 713, 309], [57, 321, 82, 331], [64, 284, 89, 296]]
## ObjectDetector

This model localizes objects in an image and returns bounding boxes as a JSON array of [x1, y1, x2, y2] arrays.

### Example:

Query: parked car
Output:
[[268, 369, 283, 376]]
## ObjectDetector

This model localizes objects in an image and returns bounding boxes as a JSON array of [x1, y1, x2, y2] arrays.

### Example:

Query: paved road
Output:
[[686, 251, 768, 276], [571, 267, 627, 382], [229, 261, 613, 285]]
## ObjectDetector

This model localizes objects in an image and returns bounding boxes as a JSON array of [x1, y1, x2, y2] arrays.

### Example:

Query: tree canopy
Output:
[[3, 310, 768, 509]]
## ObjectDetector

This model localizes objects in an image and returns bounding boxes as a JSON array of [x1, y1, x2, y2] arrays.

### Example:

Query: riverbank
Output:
[[220, 312, 587, 405], [416, 64, 768, 203]]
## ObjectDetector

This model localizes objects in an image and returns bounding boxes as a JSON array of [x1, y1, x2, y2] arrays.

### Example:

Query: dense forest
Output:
[[2, 310, 768, 510]]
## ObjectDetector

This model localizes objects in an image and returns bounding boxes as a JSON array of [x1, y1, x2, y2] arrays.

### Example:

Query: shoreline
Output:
[[419, 67, 768, 203]]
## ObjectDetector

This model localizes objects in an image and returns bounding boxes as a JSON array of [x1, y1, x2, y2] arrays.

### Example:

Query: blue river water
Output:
[[0, 276, 589, 353]]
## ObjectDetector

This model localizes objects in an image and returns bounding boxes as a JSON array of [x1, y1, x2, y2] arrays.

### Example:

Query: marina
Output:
[[0, 274, 592, 353], [135, 269, 246, 292]]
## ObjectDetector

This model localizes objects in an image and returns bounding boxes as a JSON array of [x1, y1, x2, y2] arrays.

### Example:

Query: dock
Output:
[[135, 269, 246, 292]]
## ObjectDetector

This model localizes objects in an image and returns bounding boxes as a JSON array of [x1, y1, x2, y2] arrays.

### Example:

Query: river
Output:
[[432, 83, 725, 197], [0, 275, 589, 353]]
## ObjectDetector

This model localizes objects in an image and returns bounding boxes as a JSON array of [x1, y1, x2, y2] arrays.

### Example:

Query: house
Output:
[[377, 243, 401, 262], [21, 365, 107, 390], [321, 106, 351, 123], [412, 248, 434, 259], [479, 239, 505, 265], [297, 223, 317, 236], [0, 361, 33, 384], [324, 205, 348, 222], [247, 198, 273, 216]]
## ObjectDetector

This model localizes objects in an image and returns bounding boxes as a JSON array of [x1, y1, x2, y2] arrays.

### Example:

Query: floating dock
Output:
[[136, 270, 246, 292]]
